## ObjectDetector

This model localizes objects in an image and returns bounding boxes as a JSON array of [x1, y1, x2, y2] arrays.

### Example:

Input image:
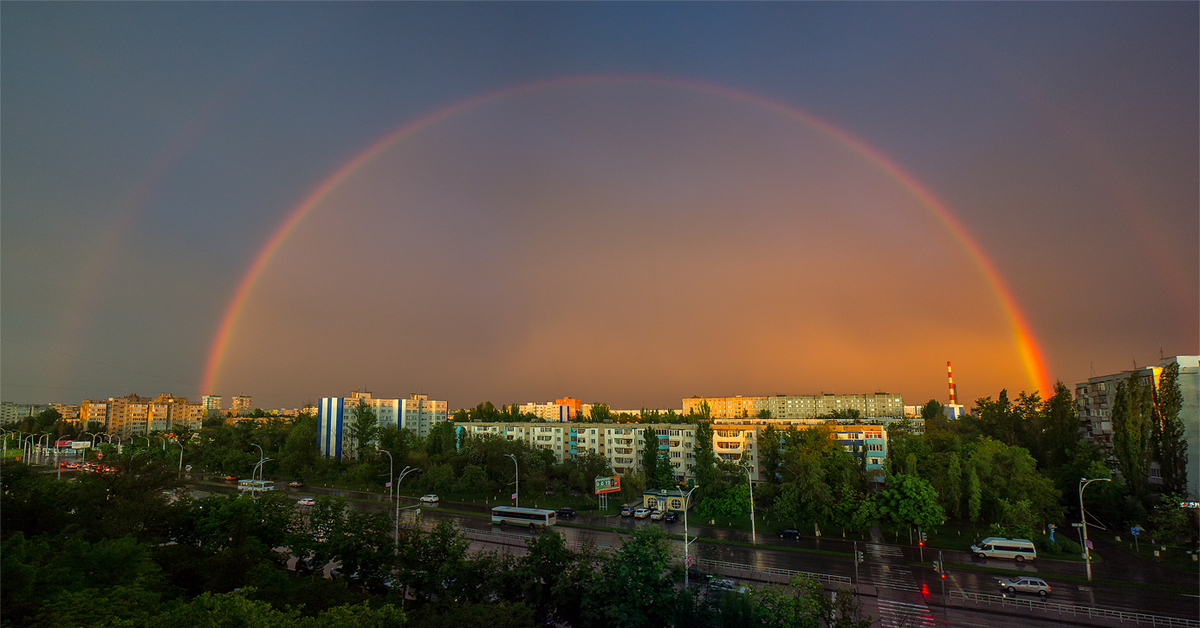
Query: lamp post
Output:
[[505, 453, 519, 508], [742, 458, 757, 545], [1079, 477, 1111, 581], [380, 449, 394, 506], [683, 484, 700, 587], [252, 444, 265, 481], [394, 466, 419, 543]]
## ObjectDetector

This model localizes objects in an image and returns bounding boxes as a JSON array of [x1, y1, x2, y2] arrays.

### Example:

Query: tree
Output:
[[1039, 382, 1080, 470], [1112, 372, 1154, 501], [877, 474, 944, 531], [1153, 362, 1189, 497], [588, 404, 612, 423], [752, 576, 871, 628], [641, 426, 660, 488], [347, 400, 378, 461], [582, 526, 679, 628]]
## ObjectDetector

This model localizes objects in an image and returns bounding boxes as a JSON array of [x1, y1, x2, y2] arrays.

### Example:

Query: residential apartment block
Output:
[[97, 393, 204, 438], [518, 397, 582, 422], [1076, 355, 1198, 496], [457, 420, 888, 484], [318, 391, 448, 459], [230, 395, 252, 414], [683, 393, 905, 421]]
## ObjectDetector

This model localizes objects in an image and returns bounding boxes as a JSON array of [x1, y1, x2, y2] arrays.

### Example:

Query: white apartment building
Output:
[[684, 392, 905, 421], [318, 391, 448, 458]]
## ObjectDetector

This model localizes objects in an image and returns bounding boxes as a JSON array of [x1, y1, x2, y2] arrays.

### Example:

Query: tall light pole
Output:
[[394, 466, 418, 543], [252, 444, 265, 481], [380, 449, 394, 506], [683, 484, 700, 587], [1079, 477, 1111, 581], [505, 453, 519, 508], [742, 458, 756, 545]]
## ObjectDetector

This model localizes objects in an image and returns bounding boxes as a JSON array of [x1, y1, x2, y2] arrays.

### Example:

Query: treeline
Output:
[[1, 458, 869, 628]]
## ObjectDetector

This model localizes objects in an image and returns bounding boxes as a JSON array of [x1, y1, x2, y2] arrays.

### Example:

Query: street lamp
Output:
[[683, 484, 700, 587], [742, 457, 757, 545], [394, 466, 419, 543], [1079, 476, 1111, 581], [380, 449, 394, 506], [252, 444, 265, 480], [505, 453, 519, 508]]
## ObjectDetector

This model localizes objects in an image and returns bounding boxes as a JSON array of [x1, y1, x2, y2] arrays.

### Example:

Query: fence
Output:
[[949, 590, 1199, 628]]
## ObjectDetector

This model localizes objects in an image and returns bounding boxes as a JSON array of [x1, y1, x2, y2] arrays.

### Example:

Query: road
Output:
[[192, 482, 1199, 625]]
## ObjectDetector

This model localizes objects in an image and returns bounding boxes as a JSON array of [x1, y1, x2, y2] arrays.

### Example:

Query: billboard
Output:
[[595, 476, 621, 495]]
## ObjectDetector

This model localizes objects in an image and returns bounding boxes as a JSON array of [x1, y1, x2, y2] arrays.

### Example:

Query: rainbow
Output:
[[201, 75, 1053, 398]]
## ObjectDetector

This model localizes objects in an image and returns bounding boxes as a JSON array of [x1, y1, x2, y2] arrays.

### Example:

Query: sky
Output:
[[2, 3, 1196, 413]]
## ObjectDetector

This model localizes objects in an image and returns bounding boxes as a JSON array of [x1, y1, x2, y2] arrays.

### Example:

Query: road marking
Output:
[[877, 597, 938, 627]]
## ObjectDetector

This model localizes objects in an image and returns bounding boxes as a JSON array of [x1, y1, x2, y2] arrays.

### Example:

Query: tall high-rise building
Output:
[[202, 395, 224, 413], [318, 391, 448, 458], [230, 395, 252, 414]]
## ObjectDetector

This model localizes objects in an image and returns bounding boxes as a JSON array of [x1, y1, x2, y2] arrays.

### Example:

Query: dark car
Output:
[[663, 510, 679, 523], [556, 507, 576, 518], [620, 505, 634, 517], [778, 528, 801, 539]]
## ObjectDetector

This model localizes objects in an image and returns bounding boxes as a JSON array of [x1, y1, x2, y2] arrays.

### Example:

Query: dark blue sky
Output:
[[3, 3, 1196, 410]]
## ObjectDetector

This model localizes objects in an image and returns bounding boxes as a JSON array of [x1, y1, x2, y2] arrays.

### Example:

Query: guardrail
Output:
[[949, 589, 1199, 627], [692, 557, 852, 587]]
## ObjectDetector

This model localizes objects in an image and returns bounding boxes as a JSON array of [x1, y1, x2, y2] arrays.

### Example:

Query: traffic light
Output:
[[919, 531, 927, 546], [855, 551, 864, 563]]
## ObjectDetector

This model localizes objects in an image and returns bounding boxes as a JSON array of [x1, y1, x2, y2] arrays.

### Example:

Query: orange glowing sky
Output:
[[2, 3, 1195, 411]]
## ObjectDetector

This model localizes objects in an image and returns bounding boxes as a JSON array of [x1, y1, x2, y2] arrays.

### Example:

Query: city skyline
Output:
[[3, 4, 1196, 411]]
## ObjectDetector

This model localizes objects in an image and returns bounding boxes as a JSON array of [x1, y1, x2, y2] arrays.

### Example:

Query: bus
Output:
[[491, 506, 557, 529], [238, 479, 274, 494]]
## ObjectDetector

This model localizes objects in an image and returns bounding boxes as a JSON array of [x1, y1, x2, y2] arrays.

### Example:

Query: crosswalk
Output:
[[877, 598, 939, 628], [870, 563, 921, 592], [866, 542, 903, 558]]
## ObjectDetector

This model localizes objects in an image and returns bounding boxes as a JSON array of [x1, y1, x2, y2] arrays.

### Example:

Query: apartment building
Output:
[[684, 393, 905, 421], [318, 391, 448, 458], [1076, 355, 1198, 495], [230, 395, 252, 414], [518, 397, 582, 422]]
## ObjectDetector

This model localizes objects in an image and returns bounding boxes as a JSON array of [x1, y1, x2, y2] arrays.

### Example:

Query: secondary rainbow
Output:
[[201, 75, 1053, 397]]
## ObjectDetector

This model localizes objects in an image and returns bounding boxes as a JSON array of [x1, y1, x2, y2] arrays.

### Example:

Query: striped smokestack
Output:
[[947, 361, 957, 405]]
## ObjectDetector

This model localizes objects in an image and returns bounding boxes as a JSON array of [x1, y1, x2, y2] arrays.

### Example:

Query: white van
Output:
[[970, 537, 1037, 561]]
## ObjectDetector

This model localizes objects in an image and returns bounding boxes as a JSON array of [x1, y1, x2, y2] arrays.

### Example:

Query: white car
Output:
[[650, 509, 665, 521], [998, 576, 1050, 597], [420, 494, 440, 504], [296, 497, 315, 506], [633, 507, 651, 518]]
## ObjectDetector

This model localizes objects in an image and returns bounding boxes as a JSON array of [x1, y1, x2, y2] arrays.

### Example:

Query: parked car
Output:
[[633, 507, 651, 518], [778, 528, 801, 539], [620, 505, 634, 517], [296, 497, 315, 506], [420, 494, 440, 504], [998, 576, 1050, 597], [650, 509, 665, 521], [663, 510, 679, 523], [556, 507, 576, 518], [709, 577, 748, 594]]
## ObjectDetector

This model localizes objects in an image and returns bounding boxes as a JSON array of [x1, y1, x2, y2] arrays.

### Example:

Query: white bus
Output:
[[491, 506, 557, 529], [238, 479, 274, 494], [971, 537, 1037, 561]]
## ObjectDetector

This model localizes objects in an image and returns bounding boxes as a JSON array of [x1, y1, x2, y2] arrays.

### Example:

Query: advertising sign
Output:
[[71, 441, 91, 449], [595, 476, 621, 495]]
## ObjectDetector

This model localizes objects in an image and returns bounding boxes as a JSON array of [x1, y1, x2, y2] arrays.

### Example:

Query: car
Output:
[[620, 505, 634, 517], [650, 509, 664, 521], [633, 507, 651, 518], [297, 497, 315, 506], [288, 481, 303, 488], [555, 507, 576, 518], [709, 577, 748, 594], [998, 576, 1051, 597], [224, 475, 238, 483], [420, 494, 439, 504], [663, 510, 679, 523], [778, 528, 801, 539]]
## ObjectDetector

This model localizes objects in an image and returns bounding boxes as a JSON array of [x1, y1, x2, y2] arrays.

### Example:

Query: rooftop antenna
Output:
[[1090, 361, 1097, 377]]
